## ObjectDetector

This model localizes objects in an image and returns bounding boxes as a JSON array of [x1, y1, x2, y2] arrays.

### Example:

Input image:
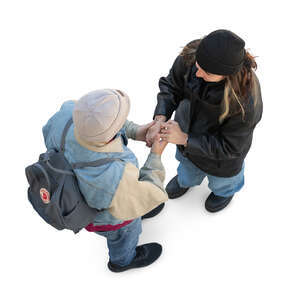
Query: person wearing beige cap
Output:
[[42, 89, 168, 272]]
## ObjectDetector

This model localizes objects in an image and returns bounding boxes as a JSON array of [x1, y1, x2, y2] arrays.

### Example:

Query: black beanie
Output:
[[196, 29, 245, 75]]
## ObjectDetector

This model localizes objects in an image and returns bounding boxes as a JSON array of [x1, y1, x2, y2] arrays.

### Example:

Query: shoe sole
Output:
[[107, 244, 162, 273], [205, 197, 233, 213], [167, 188, 189, 199], [166, 175, 189, 199]]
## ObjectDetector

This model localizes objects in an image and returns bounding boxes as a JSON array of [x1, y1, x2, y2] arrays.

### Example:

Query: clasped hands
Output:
[[136, 119, 188, 155]]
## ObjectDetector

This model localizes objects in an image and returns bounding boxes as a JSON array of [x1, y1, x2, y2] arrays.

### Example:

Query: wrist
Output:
[[154, 115, 167, 123], [150, 149, 162, 156], [134, 125, 144, 141]]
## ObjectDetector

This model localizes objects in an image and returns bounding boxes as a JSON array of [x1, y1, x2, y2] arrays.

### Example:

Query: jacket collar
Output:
[[74, 132, 124, 153], [189, 65, 225, 90]]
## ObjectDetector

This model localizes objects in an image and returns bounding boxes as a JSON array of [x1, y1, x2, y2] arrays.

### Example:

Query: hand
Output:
[[145, 115, 167, 147], [145, 121, 162, 147], [159, 120, 188, 145], [151, 135, 168, 155], [135, 121, 156, 142]]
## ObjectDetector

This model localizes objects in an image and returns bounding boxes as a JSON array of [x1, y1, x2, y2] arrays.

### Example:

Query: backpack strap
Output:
[[60, 118, 124, 169], [60, 118, 73, 152], [71, 158, 123, 169]]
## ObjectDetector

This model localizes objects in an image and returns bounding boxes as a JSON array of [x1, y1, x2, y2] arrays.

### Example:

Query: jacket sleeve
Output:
[[154, 55, 187, 120], [184, 99, 263, 160], [108, 152, 168, 220], [122, 120, 139, 140]]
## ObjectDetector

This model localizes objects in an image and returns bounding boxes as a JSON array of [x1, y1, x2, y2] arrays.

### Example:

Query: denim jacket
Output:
[[42, 101, 168, 226]]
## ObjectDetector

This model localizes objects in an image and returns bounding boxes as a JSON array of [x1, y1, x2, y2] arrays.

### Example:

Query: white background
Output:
[[1, 1, 299, 299]]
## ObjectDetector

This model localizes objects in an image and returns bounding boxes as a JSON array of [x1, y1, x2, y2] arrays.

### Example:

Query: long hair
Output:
[[180, 39, 258, 123]]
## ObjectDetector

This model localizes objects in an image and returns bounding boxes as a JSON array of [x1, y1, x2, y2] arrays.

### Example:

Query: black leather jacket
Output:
[[154, 55, 263, 177]]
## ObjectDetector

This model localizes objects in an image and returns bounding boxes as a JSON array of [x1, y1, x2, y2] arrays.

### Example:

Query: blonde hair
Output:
[[220, 51, 258, 123], [180, 40, 258, 123]]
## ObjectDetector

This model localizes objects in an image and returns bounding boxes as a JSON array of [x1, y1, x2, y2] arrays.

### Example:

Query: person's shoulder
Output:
[[45, 100, 76, 133], [55, 100, 77, 123], [247, 72, 262, 110], [241, 92, 262, 125], [60, 100, 76, 112]]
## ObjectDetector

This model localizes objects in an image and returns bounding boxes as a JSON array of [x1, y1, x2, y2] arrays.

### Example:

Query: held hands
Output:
[[159, 120, 188, 146], [145, 121, 162, 147], [151, 135, 168, 156], [136, 117, 187, 154], [135, 121, 156, 143], [145, 115, 167, 147], [135, 120, 167, 155]]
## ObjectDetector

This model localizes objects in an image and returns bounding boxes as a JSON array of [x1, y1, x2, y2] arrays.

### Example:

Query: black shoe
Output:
[[205, 192, 234, 213], [142, 203, 165, 219], [166, 175, 189, 199], [107, 243, 162, 272]]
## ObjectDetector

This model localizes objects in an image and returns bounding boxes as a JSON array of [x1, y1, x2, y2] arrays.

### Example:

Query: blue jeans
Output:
[[95, 218, 142, 267], [176, 149, 245, 197]]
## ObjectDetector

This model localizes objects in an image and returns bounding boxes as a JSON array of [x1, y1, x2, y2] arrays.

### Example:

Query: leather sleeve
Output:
[[153, 55, 187, 120], [184, 97, 263, 160]]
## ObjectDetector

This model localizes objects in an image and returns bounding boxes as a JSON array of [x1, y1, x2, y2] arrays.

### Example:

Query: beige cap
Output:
[[73, 89, 130, 146]]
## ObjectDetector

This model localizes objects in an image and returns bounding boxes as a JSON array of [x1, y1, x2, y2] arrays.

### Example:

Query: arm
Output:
[[122, 58, 182, 140], [146, 56, 186, 146], [123, 120, 139, 140], [153, 55, 186, 121], [185, 84, 263, 160], [123, 119, 156, 142], [160, 86, 262, 161], [108, 152, 168, 220], [184, 112, 258, 160]]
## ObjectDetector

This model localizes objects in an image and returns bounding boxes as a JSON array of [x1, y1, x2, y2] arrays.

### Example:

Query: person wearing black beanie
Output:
[[146, 29, 263, 213]]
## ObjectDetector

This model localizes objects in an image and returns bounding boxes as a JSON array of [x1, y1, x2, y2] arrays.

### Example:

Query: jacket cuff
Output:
[[153, 106, 172, 121], [145, 152, 163, 168], [182, 134, 194, 154], [123, 120, 139, 140], [141, 152, 166, 185]]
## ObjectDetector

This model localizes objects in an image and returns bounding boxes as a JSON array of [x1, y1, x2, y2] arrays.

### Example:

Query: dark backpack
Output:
[[25, 118, 119, 233]]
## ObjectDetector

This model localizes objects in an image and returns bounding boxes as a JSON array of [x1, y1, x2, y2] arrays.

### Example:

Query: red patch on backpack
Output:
[[40, 188, 50, 204]]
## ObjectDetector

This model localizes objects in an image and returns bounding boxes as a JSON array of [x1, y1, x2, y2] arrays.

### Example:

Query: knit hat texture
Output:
[[73, 89, 130, 146], [196, 29, 245, 75]]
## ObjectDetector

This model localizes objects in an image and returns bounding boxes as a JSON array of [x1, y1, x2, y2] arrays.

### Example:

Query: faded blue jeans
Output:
[[176, 149, 245, 197], [95, 218, 142, 267]]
